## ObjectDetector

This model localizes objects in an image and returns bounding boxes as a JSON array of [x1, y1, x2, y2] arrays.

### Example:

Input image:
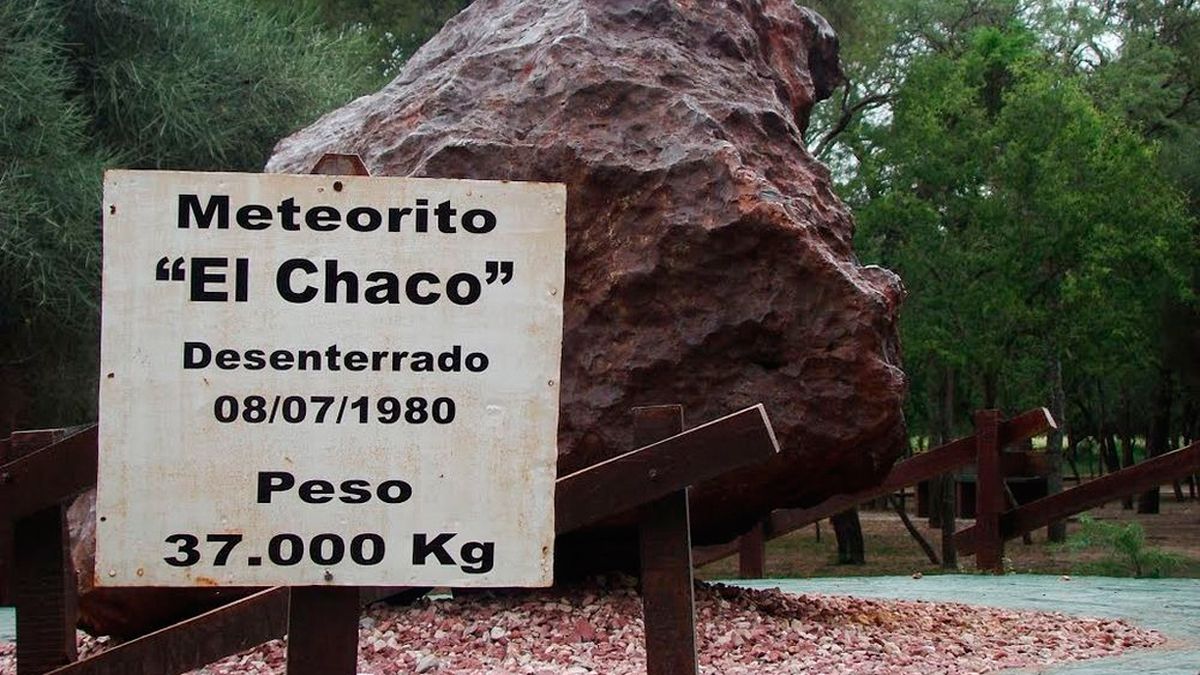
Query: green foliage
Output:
[[0, 2, 103, 336], [805, 0, 1025, 166], [1068, 515, 1183, 577], [0, 0, 376, 424], [63, 0, 378, 171], [0, 1, 107, 421], [1084, 0, 1200, 397], [823, 4, 1197, 438], [255, 0, 471, 76]]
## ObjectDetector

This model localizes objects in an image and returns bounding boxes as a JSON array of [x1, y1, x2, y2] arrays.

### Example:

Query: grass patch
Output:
[[698, 498, 1200, 581]]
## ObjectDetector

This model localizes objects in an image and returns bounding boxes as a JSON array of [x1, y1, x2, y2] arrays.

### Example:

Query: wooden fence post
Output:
[[9, 430, 77, 675], [14, 505, 78, 675], [956, 440, 1200, 554], [634, 405, 698, 675], [1, 435, 12, 606], [973, 409, 1004, 573], [738, 521, 766, 579], [937, 474, 958, 569]]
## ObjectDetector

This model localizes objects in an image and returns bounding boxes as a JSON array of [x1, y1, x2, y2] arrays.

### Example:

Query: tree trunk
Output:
[[831, 508, 865, 565], [1095, 384, 1105, 475], [937, 366, 955, 446], [1120, 387, 1135, 510], [927, 365, 955, 528], [1187, 402, 1198, 500], [1172, 401, 1192, 501], [1103, 430, 1121, 478], [1066, 451, 1081, 484], [935, 366, 957, 568], [889, 495, 939, 565], [982, 370, 998, 410], [1120, 435, 1136, 509], [1067, 428, 1080, 480], [927, 478, 942, 528], [1096, 382, 1121, 478], [1046, 355, 1067, 542], [1138, 367, 1173, 514]]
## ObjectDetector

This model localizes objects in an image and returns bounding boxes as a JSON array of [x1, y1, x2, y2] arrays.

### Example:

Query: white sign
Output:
[[97, 170, 564, 588]]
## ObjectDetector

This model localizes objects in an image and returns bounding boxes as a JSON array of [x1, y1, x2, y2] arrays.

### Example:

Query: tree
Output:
[[831, 508, 866, 565], [847, 21, 1193, 500], [1086, 0, 1200, 512], [805, 0, 1026, 166]]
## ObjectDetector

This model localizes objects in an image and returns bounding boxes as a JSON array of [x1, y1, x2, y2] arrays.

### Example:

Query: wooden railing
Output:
[[956, 440, 1200, 554], [698, 407, 1200, 578], [694, 408, 1057, 570]]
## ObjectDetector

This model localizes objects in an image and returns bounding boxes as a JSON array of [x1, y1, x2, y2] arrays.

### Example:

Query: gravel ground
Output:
[[0, 579, 1163, 674], [740, 575, 1199, 675]]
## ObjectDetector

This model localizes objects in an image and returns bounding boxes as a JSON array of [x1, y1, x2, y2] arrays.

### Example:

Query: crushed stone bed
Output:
[[0, 581, 1163, 674]]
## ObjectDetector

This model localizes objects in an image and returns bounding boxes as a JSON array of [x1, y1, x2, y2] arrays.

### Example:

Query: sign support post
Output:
[[278, 155, 375, 675], [286, 586, 359, 675]]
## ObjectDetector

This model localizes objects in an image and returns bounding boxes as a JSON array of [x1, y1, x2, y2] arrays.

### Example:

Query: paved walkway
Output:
[[737, 575, 1199, 674]]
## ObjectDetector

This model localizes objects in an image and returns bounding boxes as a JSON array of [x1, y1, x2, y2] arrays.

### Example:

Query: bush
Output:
[[63, 0, 379, 171], [0, 0, 378, 425], [1068, 515, 1183, 578], [0, 2, 107, 423]]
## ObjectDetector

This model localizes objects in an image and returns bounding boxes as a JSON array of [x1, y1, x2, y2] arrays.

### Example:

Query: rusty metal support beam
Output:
[[2, 429, 75, 605], [49, 400, 778, 675], [738, 521, 766, 579], [5, 429, 76, 675], [769, 408, 1056, 534], [555, 404, 779, 534], [8, 430, 66, 459], [0, 426, 98, 522], [47, 588, 288, 675]]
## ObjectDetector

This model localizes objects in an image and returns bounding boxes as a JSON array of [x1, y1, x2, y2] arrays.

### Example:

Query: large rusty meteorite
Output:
[[267, 0, 906, 547]]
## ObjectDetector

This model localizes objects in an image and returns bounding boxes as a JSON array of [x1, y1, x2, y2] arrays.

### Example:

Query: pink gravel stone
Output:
[[0, 581, 1165, 674]]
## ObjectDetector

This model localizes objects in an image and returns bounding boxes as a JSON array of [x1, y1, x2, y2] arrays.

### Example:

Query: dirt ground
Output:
[[697, 487, 1200, 579]]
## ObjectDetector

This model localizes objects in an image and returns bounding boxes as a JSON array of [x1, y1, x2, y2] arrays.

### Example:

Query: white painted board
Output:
[[97, 170, 564, 587]]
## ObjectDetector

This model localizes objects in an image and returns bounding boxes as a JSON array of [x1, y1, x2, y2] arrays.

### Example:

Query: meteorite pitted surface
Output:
[[266, 0, 906, 545]]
